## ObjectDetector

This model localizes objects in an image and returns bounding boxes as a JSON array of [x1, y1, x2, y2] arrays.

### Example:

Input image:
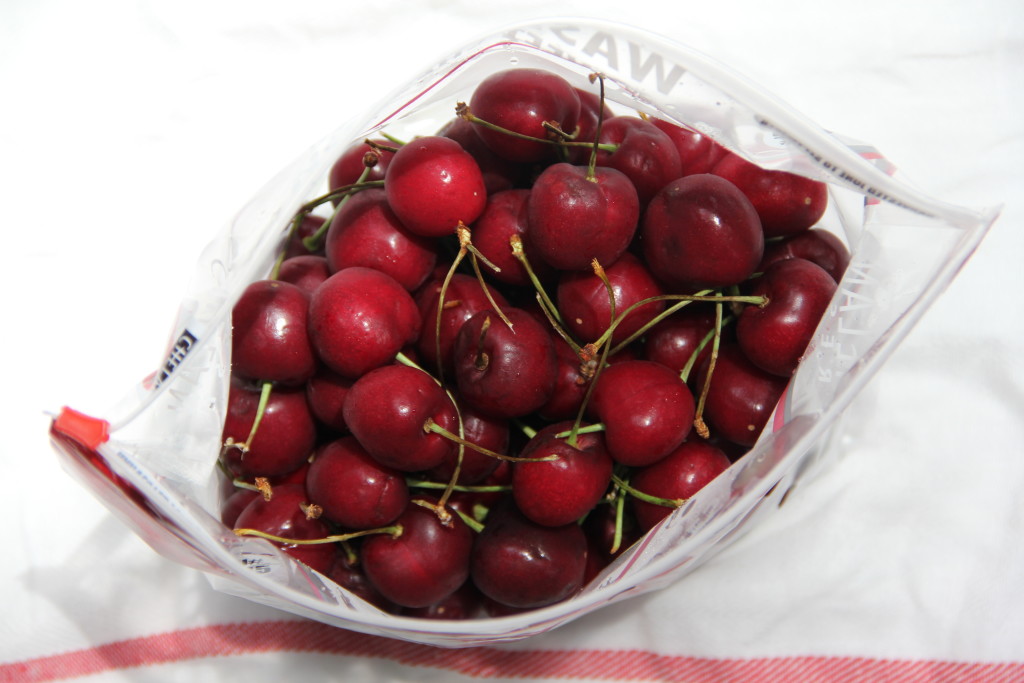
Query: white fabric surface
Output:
[[3, 0, 1022, 680]]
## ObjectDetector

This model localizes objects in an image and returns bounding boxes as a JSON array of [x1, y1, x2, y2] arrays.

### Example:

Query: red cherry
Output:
[[468, 68, 581, 163], [566, 87, 614, 165], [650, 118, 728, 176], [759, 227, 851, 284], [642, 173, 763, 290], [537, 333, 591, 422], [325, 551, 399, 613], [594, 116, 683, 205], [438, 116, 525, 194], [590, 360, 695, 467], [283, 214, 327, 259], [467, 188, 553, 287], [737, 258, 837, 377], [527, 163, 639, 272], [307, 267, 420, 379], [426, 402, 508, 485], [277, 255, 331, 297], [712, 153, 828, 238], [512, 421, 613, 527], [304, 367, 353, 434], [305, 436, 409, 529], [384, 136, 487, 238], [230, 280, 316, 386], [328, 138, 394, 199], [361, 498, 473, 609], [402, 582, 482, 620], [324, 188, 437, 291], [233, 484, 336, 575], [629, 441, 732, 532], [221, 379, 316, 478], [696, 343, 788, 448], [642, 305, 718, 379]]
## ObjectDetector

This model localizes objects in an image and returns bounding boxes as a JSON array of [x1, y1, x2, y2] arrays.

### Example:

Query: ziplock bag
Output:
[[49, 18, 999, 647]]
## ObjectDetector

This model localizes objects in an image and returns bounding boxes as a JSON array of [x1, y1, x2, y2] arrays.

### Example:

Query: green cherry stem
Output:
[[693, 292, 725, 439], [611, 473, 686, 509], [422, 417, 558, 463], [233, 524, 403, 544], [456, 102, 617, 154], [586, 72, 607, 182], [554, 422, 605, 439], [679, 313, 735, 384]]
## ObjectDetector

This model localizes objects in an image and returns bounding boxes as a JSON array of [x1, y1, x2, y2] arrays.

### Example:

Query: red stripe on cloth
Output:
[[2, 620, 1022, 682]]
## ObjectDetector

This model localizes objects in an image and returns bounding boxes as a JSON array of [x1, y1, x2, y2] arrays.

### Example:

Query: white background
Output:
[[3, 0, 1022, 680]]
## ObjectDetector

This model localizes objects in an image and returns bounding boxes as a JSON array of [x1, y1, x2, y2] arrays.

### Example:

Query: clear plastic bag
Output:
[[49, 18, 999, 647]]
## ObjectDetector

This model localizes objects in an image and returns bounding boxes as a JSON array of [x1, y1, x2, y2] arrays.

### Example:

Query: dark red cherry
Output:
[[283, 214, 327, 259], [468, 188, 553, 287], [305, 436, 409, 529], [556, 251, 664, 345], [343, 364, 457, 472], [325, 551, 399, 613], [512, 421, 613, 527], [277, 255, 331, 297], [468, 68, 581, 163], [328, 138, 394, 199], [759, 227, 850, 284], [537, 333, 591, 422], [438, 116, 525, 194], [324, 188, 437, 291], [629, 441, 732, 532], [712, 153, 828, 238], [402, 582, 482, 620], [470, 499, 587, 609], [221, 487, 259, 528], [642, 173, 763, 290], [361, 497, 473, 609], [221, 379, 317, 478], [737, 258, 837, 377], [233, 484, 336, 575], [452, 307, 557, 419], [304, 367, 353, 434], [527, 163, 639, 272], [231, 280, 316, 386], [696, 343, 788, 448], [591, 360, 695, 467], [594, 116, 683, 205], [567, 87, 614, 164], [642, 305, 718, 379], [650, 118, 728, 177], [307, 267, 420, 379], [384, 135, 487, 238], [426, 401, 508, 485]]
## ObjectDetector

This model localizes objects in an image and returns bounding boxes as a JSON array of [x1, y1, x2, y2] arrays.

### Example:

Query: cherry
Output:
[[438, 116, 525, 194], [304, 366, 353, 434], [277, 255, 331, 297], [512, 421, 613, 527], [556, 251, 664, 346], [221, 379, 317, 478], [590, 360, 695, 467], [527, 163, 640, 272], [343, 363, 457, 472], [468, 68, 581, 163], [324, 188, 437, 291], [712, 152, 828, 238], [537, 333, 592, 422], [426, 402, 508, 485], [384, 135, 487, 238], [230, 279, 316, 386], [594, 116, 683, 205], [220, 487, 258, 528], [629, 440, 732, 532], [567, 87, 614, 164], [582, 500, 641, 583], [642, 173, 763, 290], [696, 343, 788, 447], [650, 118, 728, 177], [737, 258, 837, 377], [307, 266, 420, 379], [402, 581, 482, 620], [467, 188, 553, 287], [360, 497, 473, 609], [759, 227, 850, 284], [328, 138, 393, 200], [283, 214, 327, 259], [642, 305, 718, 379], [233, 483, 336, 575], [452, 307, 557, 419], [325, 551, 399, 612], [305, 436, 409, 529], [470, 498, 588, 609]]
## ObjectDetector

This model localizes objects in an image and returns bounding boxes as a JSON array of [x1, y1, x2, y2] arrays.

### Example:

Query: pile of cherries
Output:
[[218, 67, 849, 619]]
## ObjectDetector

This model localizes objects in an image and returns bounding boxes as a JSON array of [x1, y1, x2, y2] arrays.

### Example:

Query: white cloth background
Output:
[[3, 0, 1022, 681]]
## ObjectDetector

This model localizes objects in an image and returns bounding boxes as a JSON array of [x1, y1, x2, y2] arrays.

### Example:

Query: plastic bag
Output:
[[49, 17, 999, 647]]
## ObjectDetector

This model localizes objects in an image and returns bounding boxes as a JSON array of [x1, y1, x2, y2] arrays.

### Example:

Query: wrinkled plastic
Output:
[[49, 18, 998, 647]]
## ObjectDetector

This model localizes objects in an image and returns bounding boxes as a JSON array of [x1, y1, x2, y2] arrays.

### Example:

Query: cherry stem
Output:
[[405, 479, 512, 494], [457, 223, 512, 331], [300, 166, 377, 252], [535, 292, 582, 355], [377, 131, 406, 146], [568, 330, 613, 447], [510, 234, 564, 327], [586, 72, 607, 182], [221, 381, 274, 458], [693, 293, 725, 439], [449, 506, 485, 533], [679, 313, 735, 384], [514, 419, 538, 440], [553, 422, 605, 439], [456, 102, 617, 153], [232, 476, 274, 501], [611, 486, 627, 554], [233, 524, 403, 545], [410, 497, 454, 527], [423, 417, 558, 463], [611, 473, 685, 509]]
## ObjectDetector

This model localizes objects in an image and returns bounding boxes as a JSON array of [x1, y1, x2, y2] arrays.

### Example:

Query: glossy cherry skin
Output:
[[307, 267, 421, 379], [328, 138, 394, 200], [566, 86, 614, 164], [470, 498, 588, 609], [221, 379, 317, 478], [384, 135, 487, 238], [537, 333, 591, 422], [343, 364, 457, 472], [527, 163, 639, 272], [283, 214, 327, 259], [591, 360, 695, 467], [231, 280, 316, 386], [712, 153, 828, 238], [277, 255, 331, 297], [233, 484, 336, 575], [642, 305, 718, 379], [467, 188, 553, 287], [452, 307, 557, 419], [426, 401, 508, 485], [737, 258, 837, 377], [468, 68, 581, 163], [305, 436, 408, 529], [556, 251, 664, 346], [438, 116, 525, 195], [326, 551, 398, 613], [696, 343, 788, 448], [360, 497, 473, 609], [759, 227, 850, 284], [642, 173, 763, 291], [594, 116, 683, 205], [304, 366, 353, 434], [629, 441, 732, 532], [513, 421, 613, 527], [324, 188, 437, 292], [650, 118, 728, 177]]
